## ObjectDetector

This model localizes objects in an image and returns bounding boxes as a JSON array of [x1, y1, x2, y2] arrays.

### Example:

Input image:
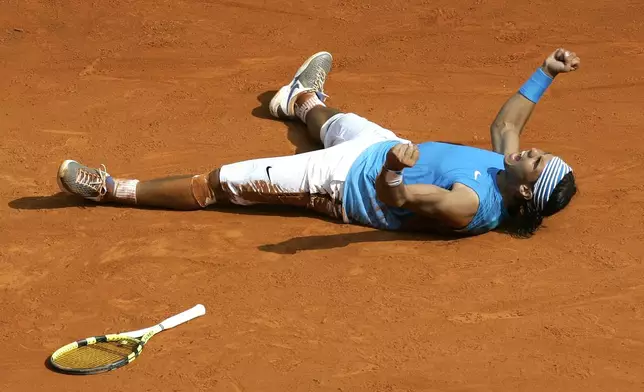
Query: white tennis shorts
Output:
[[218, 113, 408, 221]]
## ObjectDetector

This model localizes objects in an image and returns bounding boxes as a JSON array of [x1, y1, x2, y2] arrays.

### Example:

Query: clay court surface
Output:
[[2, 0, 644, 390]]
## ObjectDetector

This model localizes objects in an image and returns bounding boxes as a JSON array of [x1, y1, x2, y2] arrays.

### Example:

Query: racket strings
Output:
[[53, 340, 139, 369]]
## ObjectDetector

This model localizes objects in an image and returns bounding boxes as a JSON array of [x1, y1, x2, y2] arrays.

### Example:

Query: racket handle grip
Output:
[[160, 304, 206, 330]]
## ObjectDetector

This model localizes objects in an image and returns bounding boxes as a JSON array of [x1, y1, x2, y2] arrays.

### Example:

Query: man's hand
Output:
[[385, 143, 419, 171], [542, 48, 581, 78]]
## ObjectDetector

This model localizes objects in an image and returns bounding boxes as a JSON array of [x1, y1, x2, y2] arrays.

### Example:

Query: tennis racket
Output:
[[49, 303, 206, 375]]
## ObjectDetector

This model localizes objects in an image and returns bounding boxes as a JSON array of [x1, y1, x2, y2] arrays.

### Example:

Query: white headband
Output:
[[533, 156, 572, 211]]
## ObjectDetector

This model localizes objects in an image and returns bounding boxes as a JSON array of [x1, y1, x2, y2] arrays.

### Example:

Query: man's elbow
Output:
[[375, 185, 408, 208], [490, 121, 516, 137], [386, 193, 408, 208]]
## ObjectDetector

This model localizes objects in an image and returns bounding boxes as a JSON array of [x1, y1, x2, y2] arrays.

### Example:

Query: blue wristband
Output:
[[518, 68, 553, 103]]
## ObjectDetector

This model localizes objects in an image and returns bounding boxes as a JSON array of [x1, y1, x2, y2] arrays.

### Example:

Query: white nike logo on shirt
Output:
[[474, 170, 481, 180]]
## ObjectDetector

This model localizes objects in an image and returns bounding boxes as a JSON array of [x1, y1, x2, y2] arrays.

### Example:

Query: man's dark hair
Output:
[[504, 172, 577, 237]]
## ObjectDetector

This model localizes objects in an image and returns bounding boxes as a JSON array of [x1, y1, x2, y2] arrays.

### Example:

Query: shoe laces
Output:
[[76, 164, 108, 196], [313, 67, 328, 97]]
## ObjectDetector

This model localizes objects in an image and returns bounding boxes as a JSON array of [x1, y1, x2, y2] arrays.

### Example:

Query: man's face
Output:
[[504, 148, 555, 198]]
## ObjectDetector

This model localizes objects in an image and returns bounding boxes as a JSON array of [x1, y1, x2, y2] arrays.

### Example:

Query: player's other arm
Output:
[[375, 144, 478, 229], [490, 48, 581, 155]]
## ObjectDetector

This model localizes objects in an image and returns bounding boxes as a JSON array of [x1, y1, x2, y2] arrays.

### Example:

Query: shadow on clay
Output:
[[8, 193, 515, 248], [257, 230, 456, 255], [250, 90, 321, 154], [8, 192, 338, 222], [9, 193, 465, 254], [8, 192, 97, 210], [43, 356, 61, 374]]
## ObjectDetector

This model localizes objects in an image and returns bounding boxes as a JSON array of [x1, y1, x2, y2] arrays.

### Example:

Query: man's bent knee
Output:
[[190, 174, 214, 207], [190, 168, 229, 208]]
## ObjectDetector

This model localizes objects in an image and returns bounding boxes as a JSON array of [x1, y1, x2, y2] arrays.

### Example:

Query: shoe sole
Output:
[[269, 85, 291, 119]]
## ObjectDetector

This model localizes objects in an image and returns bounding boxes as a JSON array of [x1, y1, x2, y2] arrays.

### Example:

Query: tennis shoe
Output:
[[57, 160, 109, 202], [269, 51, 333, 119]]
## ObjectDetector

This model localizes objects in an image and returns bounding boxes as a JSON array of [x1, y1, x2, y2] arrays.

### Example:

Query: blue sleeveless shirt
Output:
[[342, 141, 509, 235]]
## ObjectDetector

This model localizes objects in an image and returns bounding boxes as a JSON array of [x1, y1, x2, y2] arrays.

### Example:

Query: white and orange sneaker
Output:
[[269, 51, 333, 120], [57, 159, 110, 202]]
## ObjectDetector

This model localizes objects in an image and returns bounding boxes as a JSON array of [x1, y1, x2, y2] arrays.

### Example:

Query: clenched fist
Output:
[[542, 48, 580, 77], [385, 143, 419, 171]]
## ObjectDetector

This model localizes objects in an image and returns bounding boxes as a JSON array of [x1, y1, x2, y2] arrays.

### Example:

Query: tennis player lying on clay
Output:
[[56, 48, 580, 237]]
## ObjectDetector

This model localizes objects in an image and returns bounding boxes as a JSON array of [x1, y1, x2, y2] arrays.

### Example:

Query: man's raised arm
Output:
[[490, 48, 581, 155]]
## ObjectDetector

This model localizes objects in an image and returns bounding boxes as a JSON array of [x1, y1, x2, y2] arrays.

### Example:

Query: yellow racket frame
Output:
[[48, 304, 205, 375]]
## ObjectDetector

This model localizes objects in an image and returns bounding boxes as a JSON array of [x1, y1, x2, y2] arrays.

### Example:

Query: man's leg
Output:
[[289, 92, 410, 150], [298, 98, 342, 145], [56, 160, 223, 210], [54, 52, 339, 211], [267, 52, 407, 149], [56, 144, 348, 220], [56, 101, 406, 212], [56, 51, 404, 212]]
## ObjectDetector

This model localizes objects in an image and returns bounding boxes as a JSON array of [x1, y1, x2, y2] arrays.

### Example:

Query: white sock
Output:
[[295, 94, 325, 123], [113, 179, 139, 203]]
